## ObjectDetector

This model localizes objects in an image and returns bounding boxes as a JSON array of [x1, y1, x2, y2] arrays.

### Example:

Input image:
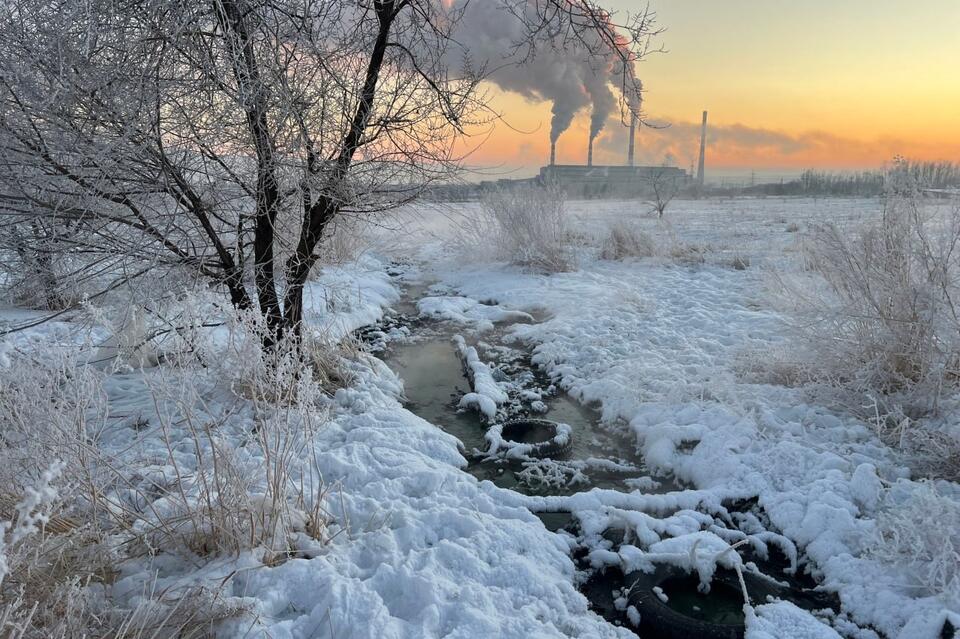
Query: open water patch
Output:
[[361, 275, 839, 638], [367, 283, 679, 497]]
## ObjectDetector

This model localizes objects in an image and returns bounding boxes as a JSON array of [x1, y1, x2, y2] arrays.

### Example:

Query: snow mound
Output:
[[418, 295, 533, 332], [454, 334, 508, 420], [746, 600, 841, 639]]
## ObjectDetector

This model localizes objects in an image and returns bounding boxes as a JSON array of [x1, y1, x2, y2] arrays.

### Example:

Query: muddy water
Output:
[[386, 336, 487, 453], [372, 282, 836, 636], [379, 300, 679, 497]]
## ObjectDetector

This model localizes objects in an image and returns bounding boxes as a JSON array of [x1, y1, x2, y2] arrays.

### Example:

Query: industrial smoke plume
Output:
[[449, 1, 641, 153]]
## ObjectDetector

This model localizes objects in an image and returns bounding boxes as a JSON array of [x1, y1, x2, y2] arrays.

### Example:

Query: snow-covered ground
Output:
[[362, 196, 959, 638], [2, 197, 958, 638]]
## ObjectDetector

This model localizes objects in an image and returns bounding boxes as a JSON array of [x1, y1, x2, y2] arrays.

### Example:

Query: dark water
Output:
[[660, 575, 745, 625], [381, 318, 680, 497], [374, 285, 835, 637]]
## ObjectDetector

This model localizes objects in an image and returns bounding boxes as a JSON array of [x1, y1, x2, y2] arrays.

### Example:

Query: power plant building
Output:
[[465, 110, 706, 200], [538, 164, 689, 198]]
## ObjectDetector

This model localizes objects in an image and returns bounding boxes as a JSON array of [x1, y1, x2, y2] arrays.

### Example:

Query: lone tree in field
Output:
[[0, 0, 656, 339], [645, 166, 680, 218]]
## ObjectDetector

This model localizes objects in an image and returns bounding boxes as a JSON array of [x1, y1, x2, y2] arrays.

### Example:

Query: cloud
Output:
[[589, 116, 954, 169]]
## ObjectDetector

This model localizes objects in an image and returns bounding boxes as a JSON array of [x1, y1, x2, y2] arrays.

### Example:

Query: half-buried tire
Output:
[[489, 419, 572, 458], [625, 564, 783, 639]]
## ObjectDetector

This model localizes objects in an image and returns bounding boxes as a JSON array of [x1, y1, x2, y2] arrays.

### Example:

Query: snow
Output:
[[207, 364, 629, 638], [453, 334, 508, 420], [376, 196, 958, 637], [3, 253, 628, 639], [6, 196, 959, 638], [746, 600, 842, 639], [849, 463, 883, 514], [417, 295, 534, 332], [645, 530, 745, 591]]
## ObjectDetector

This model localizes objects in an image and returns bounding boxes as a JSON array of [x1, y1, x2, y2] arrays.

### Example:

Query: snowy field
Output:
[[2, 196, 958, 638]]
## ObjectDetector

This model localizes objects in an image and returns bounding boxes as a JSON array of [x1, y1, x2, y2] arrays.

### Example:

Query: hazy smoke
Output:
[[593, 116, 851, 167], [582, 63, 616, 141], [449, 1, 639, 145]]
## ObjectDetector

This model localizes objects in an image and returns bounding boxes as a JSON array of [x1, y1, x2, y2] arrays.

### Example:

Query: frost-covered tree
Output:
[[0, 0, 655, 337]]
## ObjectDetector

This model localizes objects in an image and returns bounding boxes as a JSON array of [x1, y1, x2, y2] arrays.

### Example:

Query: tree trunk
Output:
[[280, 3, 396, 337], [34, 248, 65, 310], [217, 0, 284, 342]]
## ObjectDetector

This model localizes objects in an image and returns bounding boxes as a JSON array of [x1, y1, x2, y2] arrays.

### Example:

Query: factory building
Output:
[[439, 110, 707, 201], [533, 111, 702, 198], [537, 164, 689, 198]]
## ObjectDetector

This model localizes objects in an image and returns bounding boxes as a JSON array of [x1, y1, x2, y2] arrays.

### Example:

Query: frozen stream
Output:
[[360, 277, 842, 637], [376, 290, 681, 500]]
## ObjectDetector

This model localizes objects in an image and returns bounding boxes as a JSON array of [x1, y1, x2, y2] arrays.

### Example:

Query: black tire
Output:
[[625, 565, 783, 639], [500, 418, 572, 458]]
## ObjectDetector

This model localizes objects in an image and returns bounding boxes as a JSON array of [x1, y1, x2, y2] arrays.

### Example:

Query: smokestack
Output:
[[587, 137, 593, 167], [550, 141, 556, 166], [627, 113, 636, 167], [697, 110, 707, 186]]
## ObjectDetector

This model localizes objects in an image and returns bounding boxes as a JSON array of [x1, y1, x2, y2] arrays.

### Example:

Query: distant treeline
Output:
[[739, 161, 960, 197]]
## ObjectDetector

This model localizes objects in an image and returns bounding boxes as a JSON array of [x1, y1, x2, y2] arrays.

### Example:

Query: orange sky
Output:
[[460, 0, 960, 178]]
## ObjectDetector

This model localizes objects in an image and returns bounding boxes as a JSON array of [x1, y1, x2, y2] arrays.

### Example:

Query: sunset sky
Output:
[[462, 0, 960, 179]]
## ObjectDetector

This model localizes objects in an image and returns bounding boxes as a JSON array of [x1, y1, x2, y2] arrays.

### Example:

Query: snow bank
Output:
[[207, 358, 632, 638], [418, 295, 533, 332], [420, 203, 958, 638], [746, 601, 841, 639], [454, 334, 508, 420], [303, 254, 401, 340]]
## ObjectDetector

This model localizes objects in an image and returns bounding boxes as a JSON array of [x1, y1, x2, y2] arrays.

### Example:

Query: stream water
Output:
[[381, 312, 680, 498], [364, 278, 838, 637]]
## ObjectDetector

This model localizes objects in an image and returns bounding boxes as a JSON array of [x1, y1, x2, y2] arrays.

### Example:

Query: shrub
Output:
[[799, 167, 960, 414], [600, 222, 656, 261], [468, 184, 575, 272], [869, 480, 960, 607], [781, 160, 960, 475]]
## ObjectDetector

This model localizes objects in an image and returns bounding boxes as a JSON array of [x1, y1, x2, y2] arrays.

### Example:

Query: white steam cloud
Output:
[[448, 1, 639, 145]]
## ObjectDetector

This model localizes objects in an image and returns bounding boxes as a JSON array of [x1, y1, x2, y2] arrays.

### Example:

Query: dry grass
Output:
[[172, 302, 360, 404], [460, 184, 575, 273], [0, 305, 344, 635], [600, 222, 656, 261], [869, 480, 960, 606], [668, 242, 708, 265]]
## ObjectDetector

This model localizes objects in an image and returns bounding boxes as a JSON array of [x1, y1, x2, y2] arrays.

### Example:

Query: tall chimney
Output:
[[697, 110, 707, 186], [550, 141, 556, 166], [587, 137, 593, 167], [627, 114, 636, 167]]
